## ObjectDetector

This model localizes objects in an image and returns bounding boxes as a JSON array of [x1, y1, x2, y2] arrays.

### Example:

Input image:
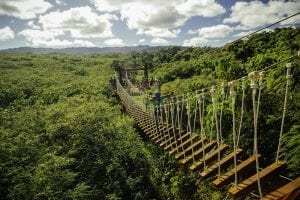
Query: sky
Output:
[[0, 0, 299, 49]]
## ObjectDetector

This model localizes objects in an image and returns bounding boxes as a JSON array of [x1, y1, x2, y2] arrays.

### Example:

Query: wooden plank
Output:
[[158, 127, 183, 148], [165, 133, 191, 155], [144, 122, 164, 133], [189, 144, 229, 172], [139, 122, 154, 130], [263, 177, 300, 200], [154, 127, 174, 144], [199, 149, 243, 179], [140, 121, 157, 130], [149, 130, 163, 141], [166, 132, 191, 153], [175, 138, 206, 160], [163, 130, 186, 151], [179, 141, 217, 166], [136, 116, 151, 123], [228, 161, 286, 199], [159, 135, 176, 148], [151, 126, 170, 141], [170, 134, 200, 156], [212, 155, 260, 188]]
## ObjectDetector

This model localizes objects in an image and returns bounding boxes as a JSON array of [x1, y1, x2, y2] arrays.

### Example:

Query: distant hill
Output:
[[0, 45, 168, 55]]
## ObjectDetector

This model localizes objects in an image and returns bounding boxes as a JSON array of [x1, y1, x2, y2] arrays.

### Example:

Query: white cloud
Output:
[[90, 0, 225, 38], [55, 0, 66, 5], [197, 24, 233, 39], [137, 28, 180, 38], [0, 26, 15, 41], [188, 29, 197, 35], [91, 0, 164, 12], [280, 15, 300, 26], [18, 6, 119, 48], [233, 31, 253, 38], [19, 29, 96, 47], [121, 3, 186, 30], [27, 21, 40, 30], [176, 0, 225, 18], [74, 39, 96, 47], [0, 0, 52, 20], [38, 6, 114, 38], [224, 1, 300, 29], [183, 37, 208, 47], [32, 39, 73, 48], [150, 38, 169, 45], [234, 28, 274, 38], [121, 3, 185, 38], [139, 39, 145, 43], [19, 29, 63, 42], [104, 38, 125, 46], [90, 0, 122, 12]]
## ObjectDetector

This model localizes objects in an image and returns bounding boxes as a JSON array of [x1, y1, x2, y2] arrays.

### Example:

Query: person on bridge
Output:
[[153, 91, 163, 106]]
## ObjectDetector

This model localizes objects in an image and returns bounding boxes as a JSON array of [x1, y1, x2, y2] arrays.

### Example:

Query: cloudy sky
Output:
[[0, 0, 299, 49]]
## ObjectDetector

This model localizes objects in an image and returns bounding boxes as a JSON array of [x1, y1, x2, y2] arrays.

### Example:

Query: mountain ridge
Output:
[[0, 45, 173, 55]]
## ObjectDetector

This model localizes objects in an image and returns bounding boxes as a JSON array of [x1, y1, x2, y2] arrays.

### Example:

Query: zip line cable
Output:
[[236, 12, 300, 42]]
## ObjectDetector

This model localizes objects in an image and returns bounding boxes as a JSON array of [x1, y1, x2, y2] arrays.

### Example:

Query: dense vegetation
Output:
[[150, 28, 300, 176], [113, 27, 300, 179], [0, 53, 225, 200], [0, 27, 299, 200], [0, 54, 160, 199]]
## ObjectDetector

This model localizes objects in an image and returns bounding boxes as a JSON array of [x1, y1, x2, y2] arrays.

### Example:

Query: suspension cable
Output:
[[219, 82, 225, 144], [159, 104, 167, 143], [170, 100, 179, 151], [237, 78, 246, 147], [229, 81, 238, 186], [186, 97, 195, 163], [210, 86, 221, 177], [176, 97, 184, 153], [164, 102, 171, 145], [193, 95, 198, 133], [276, 63, 293, 163], [249, 71, 263, 199], [198, 92, 207, 170]]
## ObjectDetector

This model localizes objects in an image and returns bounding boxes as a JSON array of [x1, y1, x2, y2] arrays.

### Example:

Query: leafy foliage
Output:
[[1, 27, 299, 200], [0, 54, 158, 200]]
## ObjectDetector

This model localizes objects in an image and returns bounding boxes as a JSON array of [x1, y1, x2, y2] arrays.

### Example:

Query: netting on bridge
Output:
[[115, 51, 299, 199]]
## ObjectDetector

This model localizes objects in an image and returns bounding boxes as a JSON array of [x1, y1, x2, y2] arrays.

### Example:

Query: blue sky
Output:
[[0, 0, 299, 49]]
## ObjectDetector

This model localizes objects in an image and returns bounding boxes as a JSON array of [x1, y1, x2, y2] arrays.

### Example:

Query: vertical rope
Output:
[[198, 93, 206, 170], [229, 81, 238, 186], [170, 101, 179, 151], [276, 63, 293, 163], [202, 89, 207, 139], [176, 97, 184, 153], [211, 86, 221, 177], [186, 98, 195, 163], [154, 105, 160, 137], [164, 103, 171, 144], [219, 82, 225, 144], [159, 104, 166, 143], [187, 99, 193, 133], [193, 95, 198, 133], [180, 95, 185, 139], [237, 78, 246, 147], [249, 71, 263, 199], [210, 115, 214, 142]]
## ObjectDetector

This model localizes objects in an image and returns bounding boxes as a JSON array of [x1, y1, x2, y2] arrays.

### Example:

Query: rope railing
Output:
[[114, 50, 298, 199]]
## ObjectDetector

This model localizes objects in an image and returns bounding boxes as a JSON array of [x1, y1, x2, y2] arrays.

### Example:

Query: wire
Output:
[[173, 52, 298, 102], [276, 63, 293, 163], [236, 12, 300, 42]]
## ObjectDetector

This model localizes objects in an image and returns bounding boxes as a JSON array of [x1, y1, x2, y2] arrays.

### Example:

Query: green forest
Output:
[[0, 27, 299, 200]]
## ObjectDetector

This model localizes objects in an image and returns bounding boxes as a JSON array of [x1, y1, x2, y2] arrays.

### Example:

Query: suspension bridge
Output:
[[113, 51, 300, 199]]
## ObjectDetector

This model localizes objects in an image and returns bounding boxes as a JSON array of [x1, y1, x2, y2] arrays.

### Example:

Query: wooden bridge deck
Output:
[[116, 78, 298, 200]]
